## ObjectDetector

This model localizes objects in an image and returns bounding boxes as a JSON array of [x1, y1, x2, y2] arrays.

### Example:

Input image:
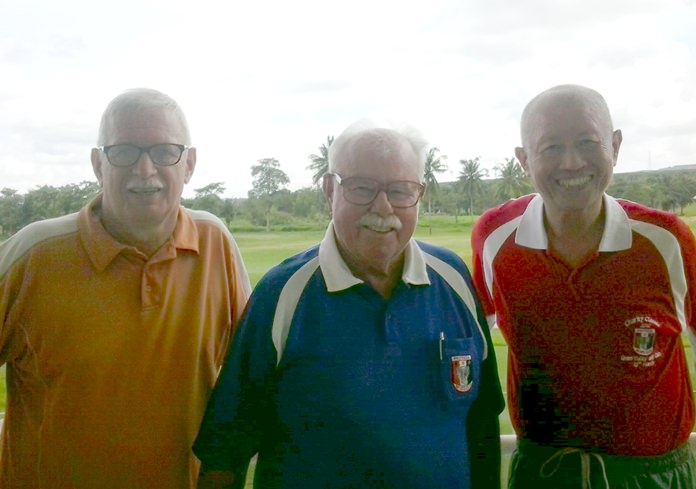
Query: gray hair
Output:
[[96, 88, 191, 145], [328, 119, 428, 180], [519, 84, 614, 148]]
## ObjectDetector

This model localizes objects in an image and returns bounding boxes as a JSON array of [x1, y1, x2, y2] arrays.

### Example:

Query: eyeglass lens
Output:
[[104, 144, 185, 167], [340, 176, 422, 207]]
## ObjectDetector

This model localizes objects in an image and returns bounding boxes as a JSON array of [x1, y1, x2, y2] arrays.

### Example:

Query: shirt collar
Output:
[[79, 194, 199, 271], [318, 221, 431, 293], [515, 193, 632, 252]]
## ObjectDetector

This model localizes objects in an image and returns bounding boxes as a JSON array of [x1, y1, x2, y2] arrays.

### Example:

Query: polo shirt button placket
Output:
[[384, 309, 400, 351]]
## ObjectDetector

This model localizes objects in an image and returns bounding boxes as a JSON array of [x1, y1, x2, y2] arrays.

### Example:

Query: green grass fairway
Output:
[[235, 231, 325, 286], [235, 221, 475, 286]]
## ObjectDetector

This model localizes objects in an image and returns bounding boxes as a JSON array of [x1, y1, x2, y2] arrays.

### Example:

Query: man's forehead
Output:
[[105, 108, 185, 137], [337, 155, 419, 183], [109, 105, 177, 124], [526, 97, 610, 142], [527, 89, 610, 127], [342, 133, 415, 163]]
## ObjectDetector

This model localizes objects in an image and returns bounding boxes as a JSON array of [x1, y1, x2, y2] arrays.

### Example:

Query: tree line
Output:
[[2, 137, 696, 238]]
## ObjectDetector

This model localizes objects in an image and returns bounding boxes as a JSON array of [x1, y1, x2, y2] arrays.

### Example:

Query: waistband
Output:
[[518, 438, 693, 474]]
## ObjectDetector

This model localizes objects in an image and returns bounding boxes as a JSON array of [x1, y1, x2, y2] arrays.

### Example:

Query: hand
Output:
[[197, 468, 236, 489]]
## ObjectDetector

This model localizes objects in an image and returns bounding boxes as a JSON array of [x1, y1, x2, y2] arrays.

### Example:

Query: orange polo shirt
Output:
[[0, 195, 251, 489]]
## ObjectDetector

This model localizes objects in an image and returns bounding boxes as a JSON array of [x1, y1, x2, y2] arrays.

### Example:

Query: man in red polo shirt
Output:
[[472, 84, 696, 488]]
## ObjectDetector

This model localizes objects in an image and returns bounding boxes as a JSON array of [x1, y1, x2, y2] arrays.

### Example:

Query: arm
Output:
[[193, 288, 277, 487], [227, 234, 252, 326], [466, 361, 503, 488], [467, 300, 505, 489], [470, 217, 497, 326], [678, 220, 696, 359], [0, 243, 27, 365]]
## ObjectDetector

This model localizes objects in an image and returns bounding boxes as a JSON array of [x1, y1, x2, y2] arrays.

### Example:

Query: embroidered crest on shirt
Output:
[[633, 327, 656, 356], [621, 316, 662, 367], [451, 355, 473, 392]]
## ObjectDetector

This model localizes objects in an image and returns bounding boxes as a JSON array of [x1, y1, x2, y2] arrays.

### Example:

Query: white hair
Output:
[[97, 88, 191, 145], [328, 119, 428, 180]]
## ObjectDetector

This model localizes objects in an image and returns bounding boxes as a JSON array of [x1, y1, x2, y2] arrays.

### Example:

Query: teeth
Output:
[[366, 225, 393, 233], [559, 176, 591, 188], [130, 188, 160, 193]]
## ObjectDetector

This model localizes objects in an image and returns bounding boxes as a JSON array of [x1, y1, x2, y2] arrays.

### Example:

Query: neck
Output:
[[361, 269, 402, 299], [544, 196, 604, 238], [544, 203, 605, 268], [341, 252, 404, 299], [100, 212, 177, 258]]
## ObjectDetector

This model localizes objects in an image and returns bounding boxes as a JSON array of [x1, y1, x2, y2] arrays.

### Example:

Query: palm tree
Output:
[[459, 157, 487, 220], [307, 136, 335, 186], [422, 147, 447, 234], [494, 157, 530, 202]]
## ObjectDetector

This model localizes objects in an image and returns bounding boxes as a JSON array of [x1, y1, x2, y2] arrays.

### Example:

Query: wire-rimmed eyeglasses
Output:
[[331, 173, 425, 208], [98, 143, 190, 167]]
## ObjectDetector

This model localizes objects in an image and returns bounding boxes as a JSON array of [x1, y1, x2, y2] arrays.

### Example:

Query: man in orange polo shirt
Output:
[[0, 88, 251, 488]]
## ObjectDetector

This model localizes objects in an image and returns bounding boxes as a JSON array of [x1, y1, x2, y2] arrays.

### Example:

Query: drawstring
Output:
[[539, 447, 610, 489]]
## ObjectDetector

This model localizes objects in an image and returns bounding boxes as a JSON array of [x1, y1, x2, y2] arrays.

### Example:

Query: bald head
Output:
[[520, 84, 614, 149], [97, 88, 191, 146]]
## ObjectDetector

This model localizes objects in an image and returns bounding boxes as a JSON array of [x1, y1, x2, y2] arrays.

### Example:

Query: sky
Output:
[[1, 0, 695, 199]]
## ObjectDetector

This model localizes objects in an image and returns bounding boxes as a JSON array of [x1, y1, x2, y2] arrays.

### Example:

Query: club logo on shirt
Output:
[[633, 327, 656, 356], [621, 316, 662, 367], [451, 355, 473, 393]]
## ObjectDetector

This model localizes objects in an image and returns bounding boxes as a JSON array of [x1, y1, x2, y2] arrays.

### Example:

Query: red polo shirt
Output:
[[472, 193, 695, 455]]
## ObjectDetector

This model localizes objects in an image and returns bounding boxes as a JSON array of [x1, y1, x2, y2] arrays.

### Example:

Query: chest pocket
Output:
[[437, 336, 481, 409]]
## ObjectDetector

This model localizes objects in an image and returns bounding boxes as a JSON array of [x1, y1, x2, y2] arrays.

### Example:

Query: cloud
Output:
[[285, 80, 354, 94], [0, 0, 694, 197]]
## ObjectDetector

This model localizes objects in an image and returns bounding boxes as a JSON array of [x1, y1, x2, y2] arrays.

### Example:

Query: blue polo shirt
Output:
[[194, 224, 503, 488]]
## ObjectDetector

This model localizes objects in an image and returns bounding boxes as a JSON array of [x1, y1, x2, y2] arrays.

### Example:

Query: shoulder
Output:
[[618, 198, 694, 241], [256, 245, 322, 292], [0, 213, 80, 278], [474, 194, 536, 235], [416, 240, 467, 271], [415, 241, 477, 293], [181, 207, 245, 255], [242, 245, 321, 326], [619, 198, 685, 226], [183, 207, 230, 234]]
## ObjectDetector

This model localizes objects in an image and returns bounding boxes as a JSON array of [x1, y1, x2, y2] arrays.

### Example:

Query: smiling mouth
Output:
[[363, 225, 395, 233], [129, 187, 162, 194], [558, 175, 592, 188]]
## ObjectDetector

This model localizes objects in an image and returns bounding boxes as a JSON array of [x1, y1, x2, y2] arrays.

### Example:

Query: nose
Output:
[[558, 146, 586, 171], [131, 151, 158, 177], [369, 189, 395, 215]]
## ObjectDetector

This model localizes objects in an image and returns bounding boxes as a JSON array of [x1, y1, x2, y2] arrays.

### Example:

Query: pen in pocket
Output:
[[439, 332, 445, 360]]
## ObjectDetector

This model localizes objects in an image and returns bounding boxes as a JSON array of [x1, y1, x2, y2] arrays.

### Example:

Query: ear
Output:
[[91, 148, 104, 185], [611, 129, 622, 166], [514, 146, 529, 173], [322, 172, 335, 209], [183, 147, 197, 184]]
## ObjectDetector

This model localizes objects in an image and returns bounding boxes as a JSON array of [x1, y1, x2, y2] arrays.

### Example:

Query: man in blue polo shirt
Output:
[[194, 120, 504, 489]]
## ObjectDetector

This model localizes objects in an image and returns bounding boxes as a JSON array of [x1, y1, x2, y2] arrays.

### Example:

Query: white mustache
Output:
[[126, 180, 164, 191], [357, 213, 403, 232]]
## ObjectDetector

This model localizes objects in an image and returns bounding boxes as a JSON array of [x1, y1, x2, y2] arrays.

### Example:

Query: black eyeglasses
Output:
[[98, 143, 190, 167], [331, 173, 425, 208]]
